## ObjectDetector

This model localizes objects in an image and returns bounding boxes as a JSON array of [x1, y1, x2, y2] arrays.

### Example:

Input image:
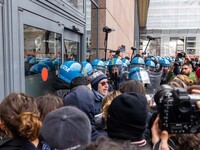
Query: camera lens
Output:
[[178, 53, 183, 58], [178, 100, 191, 113]]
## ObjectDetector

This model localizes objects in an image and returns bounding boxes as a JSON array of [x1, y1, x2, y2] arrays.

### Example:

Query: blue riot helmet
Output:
[[81, 61, 93, 76], [53, 58, 61, 65], [29, 63, 49, 74], [122, 58, 130, 66], [131, 57, 145, 68], [29, 57, 41, 65], [171, 58, 175, 63], [145, 60, 156, 71], [104, 61, 109, 67], [129, 67, 151, 84], [39, 59, 56, 72], [41, 58, 52, 61], [58, 61, 83, 84], [160, 58, 170, 67], [145, 57, 151, 62], [53, 58, 61, 70], [25, 56, 34, 63], [150, 57, 156, 62], [25, 56, 34, 75], [107, 58, 122, 78], [108, 58, 122, 67], [91, 59, 105, 72], [160, 58, 170, 75], [146, 60, 156, 67]]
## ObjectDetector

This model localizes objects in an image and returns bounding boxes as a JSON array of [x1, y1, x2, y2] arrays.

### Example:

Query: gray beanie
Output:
[[40, 106, 91, 149]]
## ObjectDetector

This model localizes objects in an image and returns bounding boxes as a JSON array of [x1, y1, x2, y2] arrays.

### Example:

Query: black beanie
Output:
[[107, 93, 148, 141], [89, 71, 107, 91]]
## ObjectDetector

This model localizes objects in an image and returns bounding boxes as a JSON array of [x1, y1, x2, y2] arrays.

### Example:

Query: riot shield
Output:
[[147, 70, 162, 95]]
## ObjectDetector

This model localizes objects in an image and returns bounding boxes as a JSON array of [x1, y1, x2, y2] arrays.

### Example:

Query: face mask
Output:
[[163, 68, 168, 74]]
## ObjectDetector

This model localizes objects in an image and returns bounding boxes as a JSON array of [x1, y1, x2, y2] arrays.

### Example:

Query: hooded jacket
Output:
[[63, 85, 107, 141]]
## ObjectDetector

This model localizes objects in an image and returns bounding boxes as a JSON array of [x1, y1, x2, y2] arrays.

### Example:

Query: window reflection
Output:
[[59, 0, 84, 13], [24, 25, 62, 76], [64, 39, 79, 61]]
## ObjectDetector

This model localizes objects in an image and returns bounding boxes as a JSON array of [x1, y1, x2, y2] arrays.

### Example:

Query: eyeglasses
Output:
[[99, 81, 110, 86]]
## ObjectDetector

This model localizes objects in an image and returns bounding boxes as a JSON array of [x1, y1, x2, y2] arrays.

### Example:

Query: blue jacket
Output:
[[63, 85, 107, 141]]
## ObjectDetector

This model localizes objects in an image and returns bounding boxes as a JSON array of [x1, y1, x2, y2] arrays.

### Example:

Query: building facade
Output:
[[88, 0, 139, 60], [0, 0, 89, 99], [140, 0, 200, 58], [0, 0, 148, 99]]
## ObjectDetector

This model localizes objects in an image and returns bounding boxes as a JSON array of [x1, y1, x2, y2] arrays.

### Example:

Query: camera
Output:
[[174, 60, 181, 66], [177, 52, 186, 58], [154, 85, 200, 134]]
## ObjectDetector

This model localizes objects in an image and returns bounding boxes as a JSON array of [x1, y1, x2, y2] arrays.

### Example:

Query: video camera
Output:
[[154, 85, 200, 134], [177, 52, 186, 58]]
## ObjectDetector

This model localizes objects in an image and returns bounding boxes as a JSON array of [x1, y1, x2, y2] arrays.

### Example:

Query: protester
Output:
[[106, 93, 152, 149], [168, 74, 193, 88], [101, 90, 121, 129], [89, 70, 109, 115], [181, 62, 196, 83], [0, 92, 42, 149], [70, 76, 91, 90], [195, 67, 200, 84], [120, 80, 146, 94], [35, 94, 63, 121], [63, 85, 107, 141], [39, 106, 91, 150]]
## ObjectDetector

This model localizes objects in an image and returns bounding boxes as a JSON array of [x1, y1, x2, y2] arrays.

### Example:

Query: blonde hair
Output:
[[0, 93, 42, 141], [102, 91, 121, 121], [176, 74, 194, 86]]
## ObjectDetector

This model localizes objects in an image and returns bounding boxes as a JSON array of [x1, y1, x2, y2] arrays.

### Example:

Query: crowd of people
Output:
[[1, 51, 200, 150]]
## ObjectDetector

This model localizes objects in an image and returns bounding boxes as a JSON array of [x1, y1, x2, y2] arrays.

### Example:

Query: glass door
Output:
[[63, 30, 81, 62], [20, 10, 63, 97]]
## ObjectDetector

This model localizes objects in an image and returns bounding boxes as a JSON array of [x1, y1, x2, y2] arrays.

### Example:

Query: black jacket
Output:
[[0, 138, 36, 150]]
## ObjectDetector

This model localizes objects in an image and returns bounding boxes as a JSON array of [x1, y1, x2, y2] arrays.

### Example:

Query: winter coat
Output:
[[63, 85, 107, 141]]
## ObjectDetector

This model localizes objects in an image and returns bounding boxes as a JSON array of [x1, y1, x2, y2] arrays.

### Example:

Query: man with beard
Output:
[[181, 62, 196, 83]]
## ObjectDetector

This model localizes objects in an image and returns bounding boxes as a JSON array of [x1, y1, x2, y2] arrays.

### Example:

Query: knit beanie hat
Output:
[[89, 70, 107, 91], [107, 93, 148, 141], [40, 106, 91, 149], [196, 67, 200, 78]]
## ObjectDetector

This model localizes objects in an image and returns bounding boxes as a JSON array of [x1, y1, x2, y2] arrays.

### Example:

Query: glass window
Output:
[[64, 39, 79, 61], [171, 22, 178, 28], [60, 0, 84, 13], [170, 8, 179, 14], [24, 25, 62, 76]]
